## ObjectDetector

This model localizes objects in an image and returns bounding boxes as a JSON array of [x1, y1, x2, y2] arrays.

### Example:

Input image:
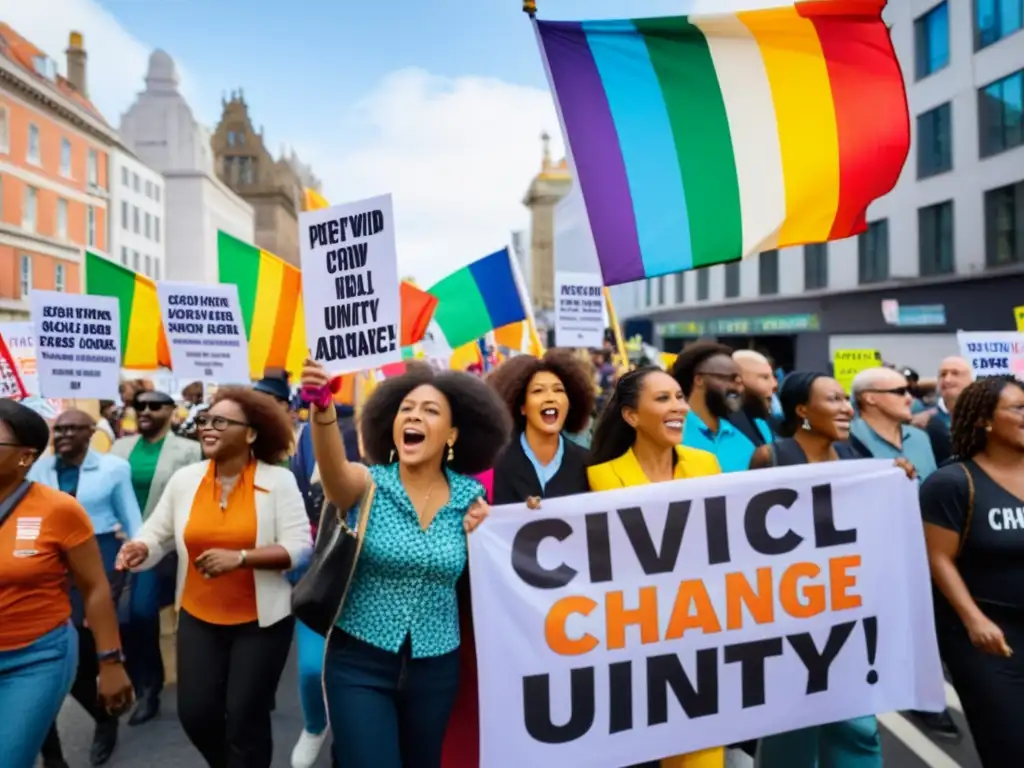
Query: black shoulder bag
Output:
[[0, 481, 34, 530], [291, 480, 376, 636]]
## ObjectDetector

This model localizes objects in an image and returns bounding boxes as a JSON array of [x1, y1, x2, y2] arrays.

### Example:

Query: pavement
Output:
[[50, 642, 981, 768]]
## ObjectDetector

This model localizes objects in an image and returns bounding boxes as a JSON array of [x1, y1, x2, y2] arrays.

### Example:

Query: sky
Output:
[[0, 0, 690, 286]]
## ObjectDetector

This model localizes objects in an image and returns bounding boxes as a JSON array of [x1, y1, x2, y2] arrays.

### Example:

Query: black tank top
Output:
[[769, 438, 861, 466]]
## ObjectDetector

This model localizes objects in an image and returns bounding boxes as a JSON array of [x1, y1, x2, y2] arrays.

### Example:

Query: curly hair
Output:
[[670, 341, 734, 397], [209, 386, 295, 465], [951, 375, 1024, 459], [487, 349, 595, 434], [359, 367, 512, 475], [588, 366, 665, 466]]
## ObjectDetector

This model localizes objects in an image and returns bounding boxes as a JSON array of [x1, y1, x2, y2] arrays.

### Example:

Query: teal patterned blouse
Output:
[[337, 463, 485, 658]]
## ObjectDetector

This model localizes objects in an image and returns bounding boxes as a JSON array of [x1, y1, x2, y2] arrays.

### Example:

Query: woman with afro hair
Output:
[[301, 358, 511, 768], [486, 349, 595, 505]]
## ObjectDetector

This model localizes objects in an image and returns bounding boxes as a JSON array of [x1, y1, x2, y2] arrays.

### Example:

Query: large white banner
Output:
[[469, 460, 945, 768]]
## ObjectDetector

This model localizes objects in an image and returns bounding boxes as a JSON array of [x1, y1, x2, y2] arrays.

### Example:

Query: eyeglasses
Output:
[[53, 425, 93, 436], [134, 401, 173, 412], [863, 386, 910, 396], [194, 414, 249, 432]]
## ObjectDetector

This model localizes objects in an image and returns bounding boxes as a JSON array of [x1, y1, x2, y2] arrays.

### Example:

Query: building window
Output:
[[122, 167, 128, 186], [696, 269, 709, 301], [145, 180, 152, 198], [975, 0, 1023, 50], [644, 279, 652, 307], [985, 181, 1023, 266], [132, 251, 140, 271], [27, 123, 40, 165], [240, 157, 256, 185], [0, 106, 8, 153], [918, 201, 955, 276], [144, 254, 152, 276], [120, 200, 127, 230], [674, 272, 684, 303], [759, 250, 779, 295], [86, 205, 96, 247], [155, 186, 160, 203], [54, 264, 65, 293], [57, 198, 67, 240], [133, 173, 140, 192], [19, 254, 31, 297], [804, 243, 828, 290], [657, 276, 666, 305], [858, 219, 890, 284], [979, 70, 1024, 158], [87, 150, 97, 187], [60, 138, 72, 177], [22, 186, 37, 231], [121, 246, 128, 266], [914, 2, 949, 79], [154, 217, 161, 243], [724, 262, 740, 298], [133, 206, 140, 234], [144, 212, 151, 239], [917, 102, 953, 178], [154, 259, 160, 280]]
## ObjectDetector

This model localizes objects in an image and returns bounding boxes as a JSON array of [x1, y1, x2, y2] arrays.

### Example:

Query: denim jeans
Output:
[[296, 619, 328, 734], [324, 631, 459, 768], [0, 622, 78, 768], [756, 716, 882, 768]]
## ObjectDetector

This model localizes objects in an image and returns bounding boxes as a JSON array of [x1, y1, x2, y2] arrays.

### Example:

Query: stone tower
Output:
[[210, 90, 305, 265], [522, 132, 571, 312]]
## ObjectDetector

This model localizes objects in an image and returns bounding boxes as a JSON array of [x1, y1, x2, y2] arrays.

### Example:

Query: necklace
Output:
[[409, 478, 440, 528]]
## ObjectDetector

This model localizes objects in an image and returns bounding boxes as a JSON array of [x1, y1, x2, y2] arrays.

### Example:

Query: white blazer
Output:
[[133, 460, 312, 627]]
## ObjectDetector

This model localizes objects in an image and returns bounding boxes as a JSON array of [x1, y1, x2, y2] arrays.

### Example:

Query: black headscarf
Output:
[[777, 372, 827, 437]]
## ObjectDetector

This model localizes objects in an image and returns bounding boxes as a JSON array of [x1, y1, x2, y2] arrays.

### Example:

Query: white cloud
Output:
[[1, 0, 566, 287], [296, 69, 562, 286]]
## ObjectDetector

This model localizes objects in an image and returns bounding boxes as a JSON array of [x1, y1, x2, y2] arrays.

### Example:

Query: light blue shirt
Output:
[[849, 418, 938, 482], [338, 463, 485, 658], [521, 432, 564, 491], [683, 411, 769, 473], [29, 450, 142, 537]]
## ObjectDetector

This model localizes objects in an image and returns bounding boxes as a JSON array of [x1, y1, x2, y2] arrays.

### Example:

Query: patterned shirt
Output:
[[338, 463, 484, 658]]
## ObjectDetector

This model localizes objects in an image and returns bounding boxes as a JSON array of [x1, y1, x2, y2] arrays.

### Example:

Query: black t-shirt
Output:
[[925, 413, 953, 467], [920, 461, 1024, 613]]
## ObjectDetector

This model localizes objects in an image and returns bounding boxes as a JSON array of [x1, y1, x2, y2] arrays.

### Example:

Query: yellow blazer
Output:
[[587, 444, 725, 768]]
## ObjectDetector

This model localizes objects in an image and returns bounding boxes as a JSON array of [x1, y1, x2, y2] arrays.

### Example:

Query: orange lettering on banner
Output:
[[545, 595, 599, 655], [605, 587, 660, 650], [542, 556, 862, 655]]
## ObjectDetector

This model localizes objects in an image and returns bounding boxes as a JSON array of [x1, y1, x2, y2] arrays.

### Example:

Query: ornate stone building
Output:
[[522, 132, 570, 313], [210, 91, 306, 266]]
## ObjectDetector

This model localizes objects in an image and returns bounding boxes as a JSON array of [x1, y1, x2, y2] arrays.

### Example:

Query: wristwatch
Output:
[[97, 649, 126, 665]]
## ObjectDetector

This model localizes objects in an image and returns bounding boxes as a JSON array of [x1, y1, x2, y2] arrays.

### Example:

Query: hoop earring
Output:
[[801, 418, 811, 431], [447, 443, 454, 463], [389, 448, 396, 463]]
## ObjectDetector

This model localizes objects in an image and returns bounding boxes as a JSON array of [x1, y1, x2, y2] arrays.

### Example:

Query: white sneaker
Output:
[[291, 728, 328, 768]]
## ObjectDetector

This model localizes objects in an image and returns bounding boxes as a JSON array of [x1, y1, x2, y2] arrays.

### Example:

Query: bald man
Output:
[[923, 356, 973, 466], [733, 350, 776, 409]]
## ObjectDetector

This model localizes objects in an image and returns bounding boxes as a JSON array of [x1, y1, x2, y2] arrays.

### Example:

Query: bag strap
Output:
[[956, 462, 975, 558], [0, 481, 34, 531]]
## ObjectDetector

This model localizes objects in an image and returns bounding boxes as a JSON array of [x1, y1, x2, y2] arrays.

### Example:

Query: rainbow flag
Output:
[[534, 0, 909, 286], [85, 252, 170, 370], [427, 248, 527, 350], [217, 232, 306, 380]]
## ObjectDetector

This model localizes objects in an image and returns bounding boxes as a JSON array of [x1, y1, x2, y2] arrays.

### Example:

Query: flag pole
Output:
[[523, 0, 537, 16], [603, 287, 630, 369]]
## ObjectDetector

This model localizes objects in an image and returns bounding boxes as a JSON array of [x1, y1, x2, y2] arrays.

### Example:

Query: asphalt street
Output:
[[50, 643, 982, 768]]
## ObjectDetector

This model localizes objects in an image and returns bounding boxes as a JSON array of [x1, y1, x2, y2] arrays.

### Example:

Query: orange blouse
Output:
[[181, 460, 259, 625]]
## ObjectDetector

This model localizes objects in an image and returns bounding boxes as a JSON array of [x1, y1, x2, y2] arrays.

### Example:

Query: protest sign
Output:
[[299, 193, 401, 374], [156, 281, 250, 384], [832, 349, 881, 393], [469, 460, 944, 767], [0, 321, 39, 394], [555, 271, 604, 348], [957, 331, 1024, 378], [1015, 306, 1024, 332], [0, 333, 26, 399], [29, 291, 120, 400]]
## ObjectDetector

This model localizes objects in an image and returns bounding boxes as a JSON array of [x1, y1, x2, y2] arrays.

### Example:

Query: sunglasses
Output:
[[863, 386, 911, 396], [134, 400, 174, 412]]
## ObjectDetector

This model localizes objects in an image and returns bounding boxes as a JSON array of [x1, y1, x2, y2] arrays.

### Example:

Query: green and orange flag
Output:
[[85, 252, 170, 370]]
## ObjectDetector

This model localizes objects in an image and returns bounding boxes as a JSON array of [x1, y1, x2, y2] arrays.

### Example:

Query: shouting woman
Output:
[[302, 359, 510, 768]]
